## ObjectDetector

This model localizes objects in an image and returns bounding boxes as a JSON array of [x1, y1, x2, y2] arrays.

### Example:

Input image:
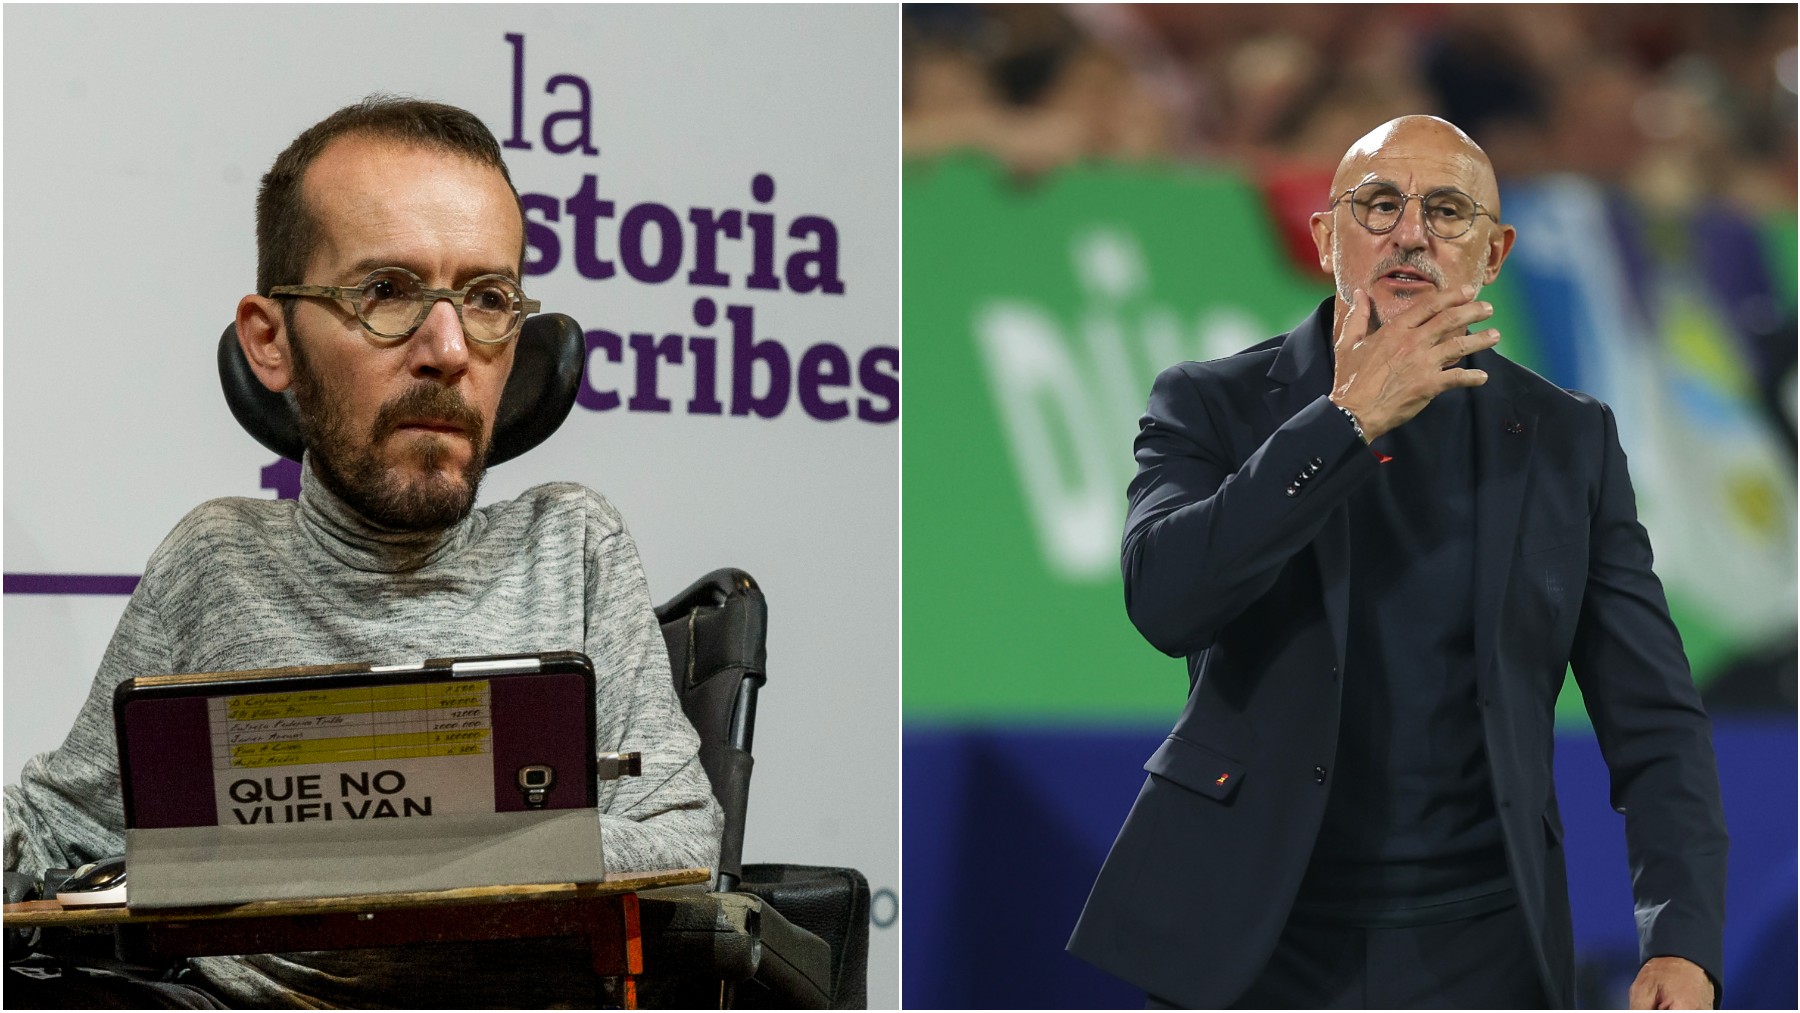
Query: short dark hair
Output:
[[255, 95, 522, 297]]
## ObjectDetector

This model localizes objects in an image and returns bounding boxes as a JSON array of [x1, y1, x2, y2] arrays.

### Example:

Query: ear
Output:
[[1309, 211, 1334, 276], [1482, 223, 1517, 284], [236, 295, 294, 393]]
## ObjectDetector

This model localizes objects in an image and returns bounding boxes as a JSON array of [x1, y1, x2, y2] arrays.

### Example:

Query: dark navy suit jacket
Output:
[[1067, 301, 1727, 1008]]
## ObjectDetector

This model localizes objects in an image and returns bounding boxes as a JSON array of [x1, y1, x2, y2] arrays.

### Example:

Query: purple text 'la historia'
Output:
[[502, 32, 897, 425]]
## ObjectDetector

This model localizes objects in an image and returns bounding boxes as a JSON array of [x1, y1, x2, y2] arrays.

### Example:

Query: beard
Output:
[[1331, 232, 1467, 330], [288, 333, 491, 533]]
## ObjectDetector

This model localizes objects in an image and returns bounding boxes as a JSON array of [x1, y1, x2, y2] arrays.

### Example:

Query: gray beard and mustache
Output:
[[1331, 237, 1468, 329], [288, 333, 491, 533]]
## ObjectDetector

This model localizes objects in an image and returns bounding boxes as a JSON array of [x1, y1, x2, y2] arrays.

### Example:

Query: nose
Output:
[[405, 297, 470, 381], [1390, 195, 1431, 250]]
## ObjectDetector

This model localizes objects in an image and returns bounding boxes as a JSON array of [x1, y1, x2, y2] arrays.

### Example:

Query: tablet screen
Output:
[[117, 658, 596, 830]]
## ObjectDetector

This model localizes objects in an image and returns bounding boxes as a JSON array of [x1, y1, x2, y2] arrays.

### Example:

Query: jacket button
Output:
[[1313, 766, 1327, 784], [1286, 486, 1299, 497], [1310, 457, 1323, 468]]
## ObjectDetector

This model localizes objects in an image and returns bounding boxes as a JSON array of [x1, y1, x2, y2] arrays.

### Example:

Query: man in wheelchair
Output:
[[4, 97, 721, 1007]]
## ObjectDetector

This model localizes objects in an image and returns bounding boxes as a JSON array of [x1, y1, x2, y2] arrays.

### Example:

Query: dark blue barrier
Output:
[[903, 718, 1794, 1009]]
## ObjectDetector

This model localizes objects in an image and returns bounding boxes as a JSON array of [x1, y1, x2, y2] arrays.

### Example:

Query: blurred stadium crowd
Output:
[[903, 3, 1797, 215]]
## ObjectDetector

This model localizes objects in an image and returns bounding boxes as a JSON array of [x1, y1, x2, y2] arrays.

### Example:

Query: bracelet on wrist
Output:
[[1335, 403, 1367, 444]]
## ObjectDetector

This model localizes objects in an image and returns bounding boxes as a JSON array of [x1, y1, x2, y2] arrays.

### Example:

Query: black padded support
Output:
[[652, 572, 871, 1007], [215, 312, 585, 466], [218, 322, 302, 461], [656, 569, 770, 699], [655, 569, 768, 892], [637, 891, 832, 1010], [739, 864, 870, 1010], [488, 312, 586, 465]]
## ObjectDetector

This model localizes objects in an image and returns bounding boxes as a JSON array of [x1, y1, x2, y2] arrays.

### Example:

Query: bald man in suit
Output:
[[1068, 116, 1726, 1009]]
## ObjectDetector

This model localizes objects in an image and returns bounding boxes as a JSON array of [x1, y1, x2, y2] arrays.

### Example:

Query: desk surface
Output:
[[2, 867, 709, 927]]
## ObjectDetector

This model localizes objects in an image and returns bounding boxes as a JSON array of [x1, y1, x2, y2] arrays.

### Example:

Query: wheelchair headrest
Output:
[[216, 313, 586, 466]]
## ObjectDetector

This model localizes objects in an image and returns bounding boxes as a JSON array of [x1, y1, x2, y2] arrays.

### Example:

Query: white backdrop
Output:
[[2, 5, 899, 1003]]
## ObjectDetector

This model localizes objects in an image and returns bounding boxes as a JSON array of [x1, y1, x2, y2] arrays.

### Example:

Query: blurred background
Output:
[[901, 4, 1796, 1008]]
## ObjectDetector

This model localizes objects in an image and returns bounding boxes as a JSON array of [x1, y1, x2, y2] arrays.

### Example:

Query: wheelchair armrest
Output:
[[636, 888, 832, 1009], [740, 864, 870, 1009]]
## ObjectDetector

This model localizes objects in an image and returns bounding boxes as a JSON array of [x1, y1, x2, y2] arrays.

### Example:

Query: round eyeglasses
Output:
[[1329, 182, 1499, 240], [269, 267, 541, 345]]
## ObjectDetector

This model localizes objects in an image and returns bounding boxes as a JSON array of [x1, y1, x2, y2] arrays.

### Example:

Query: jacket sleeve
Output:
[[1567, 402, 1728, 992], [581, 492, 724, 877], [1122, 363, 1379, 657]]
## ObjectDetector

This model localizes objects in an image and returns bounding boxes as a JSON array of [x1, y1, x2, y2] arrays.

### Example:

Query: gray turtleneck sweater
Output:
[[4, 462, 722, 1006]]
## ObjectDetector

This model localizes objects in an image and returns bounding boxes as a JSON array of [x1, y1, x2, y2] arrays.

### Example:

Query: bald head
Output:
[[1309, 114, 1517, 336], [1331, 115, 1502, 218]]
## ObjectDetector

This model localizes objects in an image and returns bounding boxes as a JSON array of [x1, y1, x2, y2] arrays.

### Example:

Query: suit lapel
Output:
[[1263, 302, 1353, 669], [1469, 353, 1537, 690]]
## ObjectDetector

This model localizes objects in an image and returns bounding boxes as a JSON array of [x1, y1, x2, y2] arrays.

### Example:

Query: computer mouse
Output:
[[54, 855, 127, 907]]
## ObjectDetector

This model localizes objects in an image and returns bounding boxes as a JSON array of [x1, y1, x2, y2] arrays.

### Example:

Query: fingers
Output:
[[1390, 283, 1480, 330], [1440, 328, 1501, 365], [1338, 288, 1370, 347], [1428, 300, 1496, 341], [1629, 957, 1711, 1011], [1382, 285, 1494, 343], [1426, 303, 1496, 347], [1436, 366, 1489, 391]]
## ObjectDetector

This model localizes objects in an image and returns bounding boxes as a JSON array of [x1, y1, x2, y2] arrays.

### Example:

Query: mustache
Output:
[[1374, 252, 1445, 287], [372, 383, 486, 442]]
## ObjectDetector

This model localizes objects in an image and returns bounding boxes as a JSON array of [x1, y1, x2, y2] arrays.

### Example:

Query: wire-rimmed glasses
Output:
[[1328, 182, 1500, 240]]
